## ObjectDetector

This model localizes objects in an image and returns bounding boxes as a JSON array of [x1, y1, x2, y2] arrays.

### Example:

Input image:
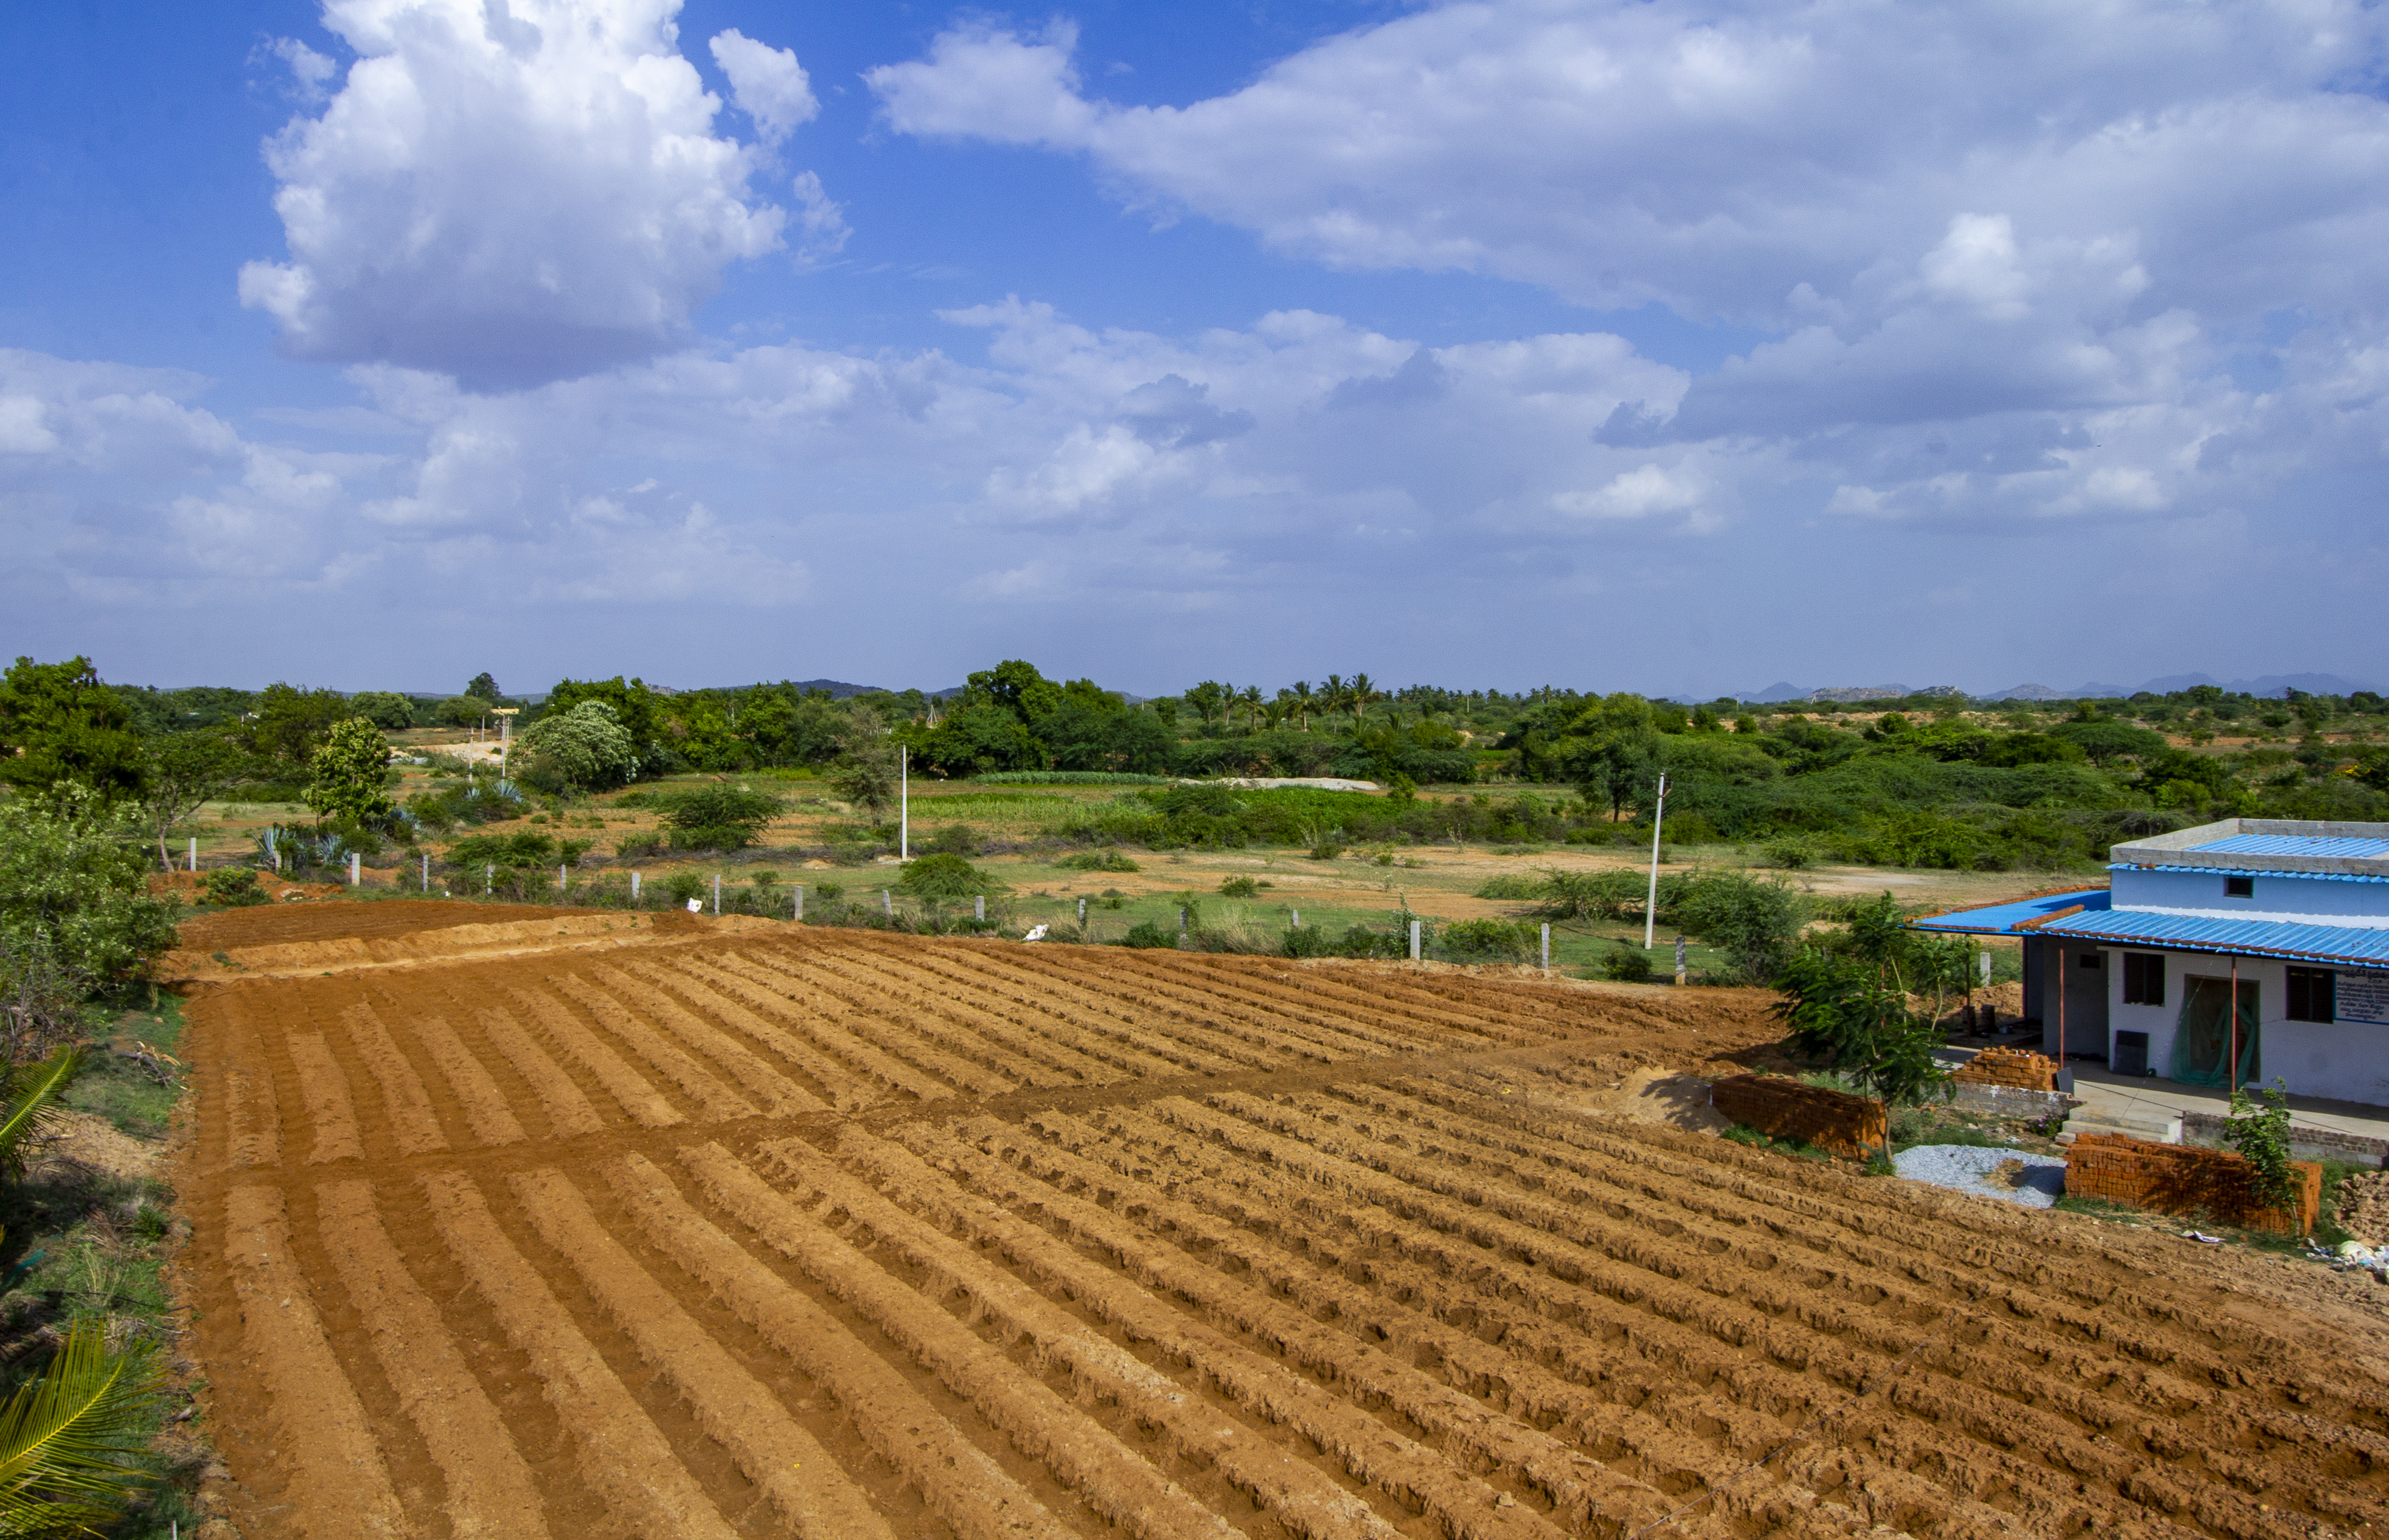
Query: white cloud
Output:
[[240, 0, 798, 387], [709, 29, 818, 145], [788, 171, 850, 264], [262, 36, 340, 102]]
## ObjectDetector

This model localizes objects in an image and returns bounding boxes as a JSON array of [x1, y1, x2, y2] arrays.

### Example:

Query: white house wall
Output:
[[2109, 868, 2389, 928], [2105, 949, 2389, 1104]]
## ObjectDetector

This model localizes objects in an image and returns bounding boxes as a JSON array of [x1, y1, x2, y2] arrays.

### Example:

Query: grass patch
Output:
[[63, 996, 186, 1141], [1720, 1123, 1833, 1162]]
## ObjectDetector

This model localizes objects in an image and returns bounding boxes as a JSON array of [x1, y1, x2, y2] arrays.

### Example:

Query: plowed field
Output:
[[174, 912, 2389, 1540]]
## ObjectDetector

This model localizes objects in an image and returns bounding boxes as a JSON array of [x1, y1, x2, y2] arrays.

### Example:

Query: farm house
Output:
[[1914, 818, 2389, 1107]]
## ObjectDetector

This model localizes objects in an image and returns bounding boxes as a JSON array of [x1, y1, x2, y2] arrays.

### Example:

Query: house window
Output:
[[2287, 967, 2336, 1023], [2224, 876, 2255, 898], [2123, 952, 2166, 1006], [2078, 951, 2102, 968]]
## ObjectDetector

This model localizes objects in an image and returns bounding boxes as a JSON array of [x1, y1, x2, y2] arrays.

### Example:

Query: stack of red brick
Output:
[[1952, 1046, 2060, 1091], [2064, 1133, 2321, 1234], [1710, 1075, 1888, 1160]]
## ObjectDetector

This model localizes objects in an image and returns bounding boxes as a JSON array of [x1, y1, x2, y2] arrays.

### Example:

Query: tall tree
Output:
[[0, 659, 147, 805], [303, 718, 397, 823], [139, 733, 249, 872], [1349, 673, 1381, 728], [464, 673, 503, 702], [1286, 681, 1315, 730], [1238, 685, 1264, 732], [1320, 676, 1348, 730]]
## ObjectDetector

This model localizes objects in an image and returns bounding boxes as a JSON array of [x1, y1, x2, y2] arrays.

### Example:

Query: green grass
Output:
[[1720, 1123, 1834, 1162], [62, 997, 186, 1142]]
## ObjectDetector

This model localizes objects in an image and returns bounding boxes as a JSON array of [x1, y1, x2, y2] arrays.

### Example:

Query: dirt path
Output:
[[173, 919, 2389, 1539]]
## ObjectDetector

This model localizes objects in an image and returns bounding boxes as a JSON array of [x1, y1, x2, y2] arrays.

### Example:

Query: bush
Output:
[[900, 852, 1001, 900], [924, 823, 980, 856], [0, 786, 179, 988], [1219, 875, 1259, 898], [1119, 921, 1178, 949], [1671, 871, 1807, 983], [1057, 849, 1140, 872], [1599, 946, 1654, 982], [616, 833, 663, 858], [514, 700, 637, 791], [663, 872, 706, 907], [201, 868, 268, 907], [1758, 835, 1815, 869], [1769, 951, 1952, 1105], [304, 717, 397, 823], [1442, 918, 1535, 963], [447, 831, 558, 867], [1473, 873, 1546, 900], [658, 784, 782, 850], [1282, 925, 1337, 958], [2224, 1079, 2298, 1209]]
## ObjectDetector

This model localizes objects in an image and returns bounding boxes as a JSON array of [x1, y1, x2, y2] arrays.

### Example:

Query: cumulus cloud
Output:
[[709, 28, 818, 145], [239, 0, 815, 387]]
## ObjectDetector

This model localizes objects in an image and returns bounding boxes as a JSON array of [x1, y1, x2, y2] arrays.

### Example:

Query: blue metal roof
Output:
[[1907, 889, 2110, 936], [2190, 833, 2389, 858], [2036, 908, 2389, 967], [2113, 862, 2389, 884]]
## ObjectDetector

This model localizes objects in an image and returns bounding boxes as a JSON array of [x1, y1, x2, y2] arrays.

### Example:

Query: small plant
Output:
[[813, 882, 845, 904], [925, 823, 980, 856], [1598, 946, 1654, 982], [1119, 921, 1177, 949], [900, 852, 1001, 901], [200, 868, 267, 908], [2225, 1078, 2298, 1210], [1219, 875, 1259, 898], [1473, 873, 1546, 901], [663, 872, 706, 907], [1759, 835, 1815, 870], [1309, 840, 1345, 861], [616, 833, 663, 858], [1442, 918, 1535, 963]]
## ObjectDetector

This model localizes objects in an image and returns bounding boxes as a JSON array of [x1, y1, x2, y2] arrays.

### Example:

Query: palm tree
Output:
[[1321, 676, 1348, 730], [0, 1322, 162, 1533], [1287, 682, 1315, 730], [1238, 685, 1264, 732], [1349, 673, 1380, 728]]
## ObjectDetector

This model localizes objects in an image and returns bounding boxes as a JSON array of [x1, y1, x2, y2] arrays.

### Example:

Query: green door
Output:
[[2168, 974, 2260, 1088]]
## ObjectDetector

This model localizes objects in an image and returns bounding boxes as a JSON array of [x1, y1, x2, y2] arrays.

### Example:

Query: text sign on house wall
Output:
[[2338, 969, 2389, 1026]]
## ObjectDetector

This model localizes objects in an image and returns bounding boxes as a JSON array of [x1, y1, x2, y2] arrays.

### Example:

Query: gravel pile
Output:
[[1893, 1144, 2066, 1209]]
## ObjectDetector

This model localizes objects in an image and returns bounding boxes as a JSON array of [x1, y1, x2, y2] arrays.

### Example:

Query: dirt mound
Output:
[[177, 898, 585, 949], [171, 922, 2389, 1540]]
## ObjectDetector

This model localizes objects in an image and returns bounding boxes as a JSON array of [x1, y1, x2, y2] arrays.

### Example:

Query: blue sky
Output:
[[5, 0, 2388, 698]]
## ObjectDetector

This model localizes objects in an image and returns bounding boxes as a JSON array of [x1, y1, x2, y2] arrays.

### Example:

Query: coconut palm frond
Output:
[[0, 1323, 162, 1537], [0, 1049, 81, 1188]]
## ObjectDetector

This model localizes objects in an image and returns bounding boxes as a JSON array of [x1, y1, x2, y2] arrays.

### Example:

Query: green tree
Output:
[[1238, 685, 1264, 731], [348, 691, 418, 730], [514, 701, 637, 791], [659, 784, 783, 850], [303, 718, 397, 823], [900, 852, 1005, 900], [739, 688, 842, 767], [961, 660, 1064, 725], [138, 731, 250, 872], [2223, 1079, 2298, 1210], [465, 672, 503, 701], [1182, 680, 1228, 728], [832, 707, 902, 816], [0, 658, 147, 805], [242, 682, 351, 768], [0, 787, 180, 987], [1287, 681, 1315, 730]]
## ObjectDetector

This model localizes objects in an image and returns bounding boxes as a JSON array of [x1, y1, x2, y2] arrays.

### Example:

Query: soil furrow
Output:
[[696, 951, 951, 1101], [285, 1031, 365, 1164], [621, 955, 877, 1109], [224, 1184, 411, 1539], [795, 950, 1112, 1088], [906, 948, 1286, 1073], [583, 961, 822, 1114], [505, 985, 686, 1127], [868, 1121, 1570, 1540], [314, 1179, 550, 1540], [547, 971, 758, 1120], [743, 949, 1023, 1094], [340, 1002, 450, 1155], [399, 1011, 528, 1147], [418, 1168, 739, 1540], [507, 1165, 899, 1540], [850, 948, 1202, 1083], [747, 1135, 1410, 1540], [672, 1144, 1229, 1540], [469, 1003, 608, 1138]]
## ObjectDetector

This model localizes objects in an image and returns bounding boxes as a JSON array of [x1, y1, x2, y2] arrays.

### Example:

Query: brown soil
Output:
[[172, 912, 2389, 1540]]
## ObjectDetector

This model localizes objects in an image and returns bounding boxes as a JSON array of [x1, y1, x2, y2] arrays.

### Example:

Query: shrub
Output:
[[1769, 951, 1952, 1105], [900, 852, 1001, 900], [1442, 918, 1535, 963], [924, 823, 980, 855], [0, 787, 179, 987], [304, 717, 397, 823], [201, 868, 267, 907], [1219, 875, 1259, 898], [1671, 871, 1807, 983], [663, 872, 706, 907], [976, 771, 1172, 785], [1057, 849, 1140, 872], [2224, 1079, 2298, 1209], [1309, 840, 1345, 861], [447, 831, 558, 867], [616, 833, 663, 858], [1758, 835, 1815, 869], [514, 700, 637, 791], [1473, 873, 1546, 900], [1282, 925, 1337, 958], [660, 783, 782, 850], [1119, 921, 1178, 949], [1599, 946, 1654, 982]]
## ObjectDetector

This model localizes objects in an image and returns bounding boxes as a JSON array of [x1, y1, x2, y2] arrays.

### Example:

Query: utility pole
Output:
[[492, 707, 519, 776], [1644, 772, 1670, 950]]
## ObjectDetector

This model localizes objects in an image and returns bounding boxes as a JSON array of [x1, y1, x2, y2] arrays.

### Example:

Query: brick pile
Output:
[[1952, 1046, 2060, 1092], [2064, 1133, 2321, 1235], [1710, 1075, 1888, 1160]]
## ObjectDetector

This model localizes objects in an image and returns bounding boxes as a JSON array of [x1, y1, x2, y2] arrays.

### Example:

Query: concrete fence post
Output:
[[630, 870, 641, 904], [422, 852, 430, 891], [882, 889, 893, 917], [560, 864, 568, 895], [1077, 897, 1086, 927], [1409, 920, 1422, 961], [1674, 935, 1688, 985], [794, 885, 803, 921], [1980, 950, 1993, 987], [486, 863, 493, 895], [975, 895, 985, 921], [713, 874, 721, 916], [1179, 908, 1188, 932], [188, 837, 198, 872], [1291, 909, 1299, 929], [1541, 922, 1551, 973], [348, 852, 360, 887]]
